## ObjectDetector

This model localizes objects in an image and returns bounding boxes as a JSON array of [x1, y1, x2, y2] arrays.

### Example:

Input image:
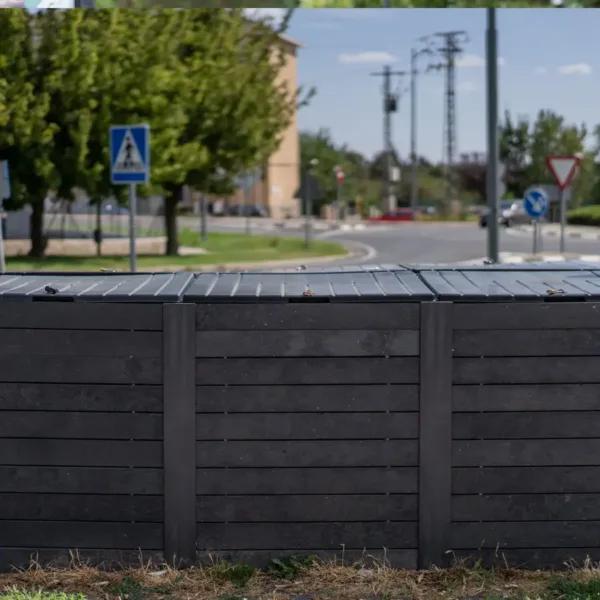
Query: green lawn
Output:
[[6, 230, 346, 272]]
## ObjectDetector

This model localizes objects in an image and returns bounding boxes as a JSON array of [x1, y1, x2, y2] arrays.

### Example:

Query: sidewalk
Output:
[[497, 251, 600, 264], [515, 223, 600, 241]]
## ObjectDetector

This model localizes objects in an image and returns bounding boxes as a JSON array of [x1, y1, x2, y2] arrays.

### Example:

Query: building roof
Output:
[[278, 32, 302, 49]]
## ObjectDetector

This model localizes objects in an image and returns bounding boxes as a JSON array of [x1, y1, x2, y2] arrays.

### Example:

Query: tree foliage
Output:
[[302, 107, 600, 217], [0, 8, 298, 256]]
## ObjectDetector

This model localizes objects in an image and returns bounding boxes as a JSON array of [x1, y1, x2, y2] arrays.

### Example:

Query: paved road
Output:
[[317, 222, 600, 265]]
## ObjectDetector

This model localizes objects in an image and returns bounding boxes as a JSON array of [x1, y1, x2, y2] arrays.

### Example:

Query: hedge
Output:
[[567, 205, 600, 227]]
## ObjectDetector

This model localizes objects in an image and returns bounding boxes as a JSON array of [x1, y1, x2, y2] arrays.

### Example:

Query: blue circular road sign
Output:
[[524, 187, 549, 219]]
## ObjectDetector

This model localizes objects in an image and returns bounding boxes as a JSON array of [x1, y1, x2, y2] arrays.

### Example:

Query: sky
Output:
[[251, 8, 599, 163]]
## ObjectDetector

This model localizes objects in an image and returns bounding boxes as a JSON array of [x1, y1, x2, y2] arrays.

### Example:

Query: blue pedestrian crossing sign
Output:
[[110, 124, 150, 185], [523, 187, 549, 219]]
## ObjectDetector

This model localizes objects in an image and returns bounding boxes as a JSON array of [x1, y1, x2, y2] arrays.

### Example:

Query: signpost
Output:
[[524, 186, 549, 255], [110, 124, 150, 272], [0, 161, 10, 274], [546, 155, 580, 253]]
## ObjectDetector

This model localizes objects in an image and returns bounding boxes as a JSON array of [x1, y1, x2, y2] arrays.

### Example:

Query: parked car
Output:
[[479, 200, 532, 228], [227, 204, 269, 217], [368, 208, 415, 222]]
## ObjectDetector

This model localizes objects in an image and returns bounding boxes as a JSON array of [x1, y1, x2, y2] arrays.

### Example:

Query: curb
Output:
[[497, 252, 600, 264], [513, 226, 600, 241], [133, 239, 377, 273]]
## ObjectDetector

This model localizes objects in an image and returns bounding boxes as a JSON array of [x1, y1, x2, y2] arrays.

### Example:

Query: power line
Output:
[[423, 30, 469, 215], [371, 65, 408, 213]]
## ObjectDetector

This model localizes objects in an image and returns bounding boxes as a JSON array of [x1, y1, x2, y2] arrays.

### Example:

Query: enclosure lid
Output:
[[184, 270, 433, 302], [419, 267, 600, 302], [262, 264, 407, 273], [412, 260, 600, 271], [0, 272, 194, 302]]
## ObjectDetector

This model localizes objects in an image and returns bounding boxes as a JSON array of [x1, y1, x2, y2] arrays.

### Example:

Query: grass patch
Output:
[[6, 230, 346, 272], [0, 556, 568, 600], [549, 577, 600, 600], [0, 592, 85, 600]]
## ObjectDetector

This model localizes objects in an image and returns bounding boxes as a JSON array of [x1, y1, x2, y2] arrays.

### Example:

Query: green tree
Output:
[[0, 10, 58, 257], [155, 8, 298, 254]]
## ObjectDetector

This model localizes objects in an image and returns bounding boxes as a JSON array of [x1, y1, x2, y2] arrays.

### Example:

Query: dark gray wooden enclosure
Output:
[[2, 264, 600, 571]]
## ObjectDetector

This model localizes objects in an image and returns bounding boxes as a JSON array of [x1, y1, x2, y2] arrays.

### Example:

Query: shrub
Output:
[[567, 205, 600, 226]]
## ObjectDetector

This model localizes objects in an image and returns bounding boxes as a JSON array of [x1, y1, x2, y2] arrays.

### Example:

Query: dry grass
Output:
[[2, 552, 599, 600]]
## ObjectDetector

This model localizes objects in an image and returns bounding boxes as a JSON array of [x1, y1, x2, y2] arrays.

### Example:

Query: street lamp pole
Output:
[[485, 7, 500, 263]]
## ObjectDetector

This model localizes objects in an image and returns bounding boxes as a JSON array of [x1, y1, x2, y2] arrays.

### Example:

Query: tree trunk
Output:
[[29, 200, 46, 258], [95, 200, 102, 257], [164, 187, 180, 256]]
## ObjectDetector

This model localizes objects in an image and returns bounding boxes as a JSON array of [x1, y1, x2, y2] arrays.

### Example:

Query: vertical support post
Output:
[[128, 183, 137, 273], [163, 303, 197, 566], [559, 188, 566, 253], [418, 301, 453, 570]]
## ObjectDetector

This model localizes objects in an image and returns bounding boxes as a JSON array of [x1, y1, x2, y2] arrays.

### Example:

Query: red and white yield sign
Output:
[[334, 165, 344, 184], [546, 155, 581, 191]]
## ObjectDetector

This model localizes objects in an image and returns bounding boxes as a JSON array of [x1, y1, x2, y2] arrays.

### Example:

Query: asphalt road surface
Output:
[[317, 222, 600, 265]]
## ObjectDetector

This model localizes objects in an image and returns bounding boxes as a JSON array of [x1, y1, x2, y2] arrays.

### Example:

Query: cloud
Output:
[[535, 66, 548, 75], [338, 51, 398, 64], [456, 53, 505, 68], [243, 8, 287, 26], [557, 62, 592, 75]]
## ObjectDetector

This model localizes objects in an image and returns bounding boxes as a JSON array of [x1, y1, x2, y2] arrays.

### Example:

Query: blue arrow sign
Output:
[[110, 124, 150, 185], [524, 187, 549, 219]]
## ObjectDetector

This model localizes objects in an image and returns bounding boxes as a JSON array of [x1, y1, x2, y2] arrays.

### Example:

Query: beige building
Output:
[[197, 31, 301, 220]]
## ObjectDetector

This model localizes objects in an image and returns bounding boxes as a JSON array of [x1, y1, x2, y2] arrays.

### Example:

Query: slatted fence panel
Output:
[[0, 303, 164, 570], [451, 302, 600, 569], [195, 303, 420, 568]]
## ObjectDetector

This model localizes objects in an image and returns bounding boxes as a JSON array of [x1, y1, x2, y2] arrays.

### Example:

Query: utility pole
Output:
[[410, 44, 433, 212], [425, 30, 468, 216], [486, 8, 500, 263], [371, 65, 407, 213]]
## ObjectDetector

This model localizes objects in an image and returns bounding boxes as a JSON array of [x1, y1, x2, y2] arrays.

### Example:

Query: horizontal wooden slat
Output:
[[453, 357, 600, 385], [197, 494, 417, 522], [196, 358, 419, 385], [0, 412, 162, 440], [196, 549, 417, 569], [454, 439, 600, 467], [453, 494, 600, 522], [0, 383, 162, 412], [196, 522, 417, 550], [0, 439, 162, 467], [0, 466, 162, 494], [453, 466, 600, 494], [196, 303, 420, 331], [198, 467, 418, 495], [2, 521, 162, 549], [452, 521, 600, 549], [0, 494, 162, 522], [196, 441, 417, 468], [196, 330, 419, 357], [0, 329, 162, 358], [453, 329, 600, 357], [0, 356, 161, 384], [452, 548, 600, 570], [453, 412, 600, 440], [453, 384, 600, 412], [0, 302, 162, 330], [196, 384, 418, 412], [452, 303, 600, 330], [0, 549, 164, 571], [196, 413, 418, 441]]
